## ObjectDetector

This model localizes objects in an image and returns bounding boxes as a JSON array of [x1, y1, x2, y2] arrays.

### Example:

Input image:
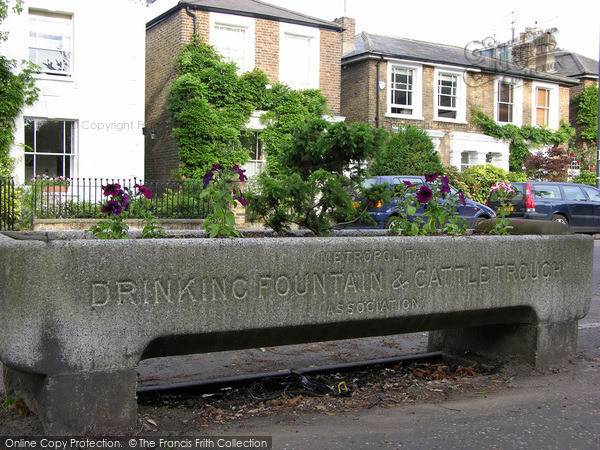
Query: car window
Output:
[[583, 186, 600, 202], [392, 177, 424, 189], [562, 185, 587, 201], [533, 185, 562, 199]]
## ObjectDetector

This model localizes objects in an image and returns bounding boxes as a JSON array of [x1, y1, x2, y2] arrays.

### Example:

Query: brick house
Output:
[[145, 0, 343, 180], [340, 28, 578, 172], [554, 51, 599, 151]]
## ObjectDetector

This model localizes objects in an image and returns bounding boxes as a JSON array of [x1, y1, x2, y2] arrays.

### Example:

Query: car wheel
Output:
[[473, 216, 489, 228], [385, 216, 399, 229], [551, 214, 569, 228]]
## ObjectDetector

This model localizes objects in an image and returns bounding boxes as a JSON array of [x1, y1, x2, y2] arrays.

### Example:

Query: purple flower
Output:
[[121, 193, 131, 212], [211, 163, 222, 172], [459, 192, 467, 206], [203, 170, 214, 189], [134, 184, 152, 199], [424, 173, 438, 183], [101, 199, 122, 216], [232, 163, 248, 182], [102, 184, 122, 197], [416, 186, 433, 204], [439, 176, 451, 198], [403, 180, 415, 188]]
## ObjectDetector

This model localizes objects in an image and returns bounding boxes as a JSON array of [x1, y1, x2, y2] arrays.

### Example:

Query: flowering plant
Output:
[[488, 182, 514, 235], [201, 163, 248, 238], [85, 183, 165, 239], [30, 174, 71, 188], [389, 173, 468, 236]]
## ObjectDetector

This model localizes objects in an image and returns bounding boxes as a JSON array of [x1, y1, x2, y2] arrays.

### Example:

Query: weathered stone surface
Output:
[[0, 232, 592, 433]]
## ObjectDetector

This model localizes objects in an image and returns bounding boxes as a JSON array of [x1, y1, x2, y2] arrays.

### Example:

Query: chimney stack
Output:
[[334, 16, 356, 54]]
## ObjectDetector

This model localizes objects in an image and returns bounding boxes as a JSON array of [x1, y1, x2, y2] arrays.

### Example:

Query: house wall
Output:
[[145, 7, 342, 180], [341, 58, 571, 171], [4, 0, 145, 184]]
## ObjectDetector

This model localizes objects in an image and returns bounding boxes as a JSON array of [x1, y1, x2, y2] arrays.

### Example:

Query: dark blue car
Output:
[[486, 181, 600, 232], [355, 175, 496, 229]]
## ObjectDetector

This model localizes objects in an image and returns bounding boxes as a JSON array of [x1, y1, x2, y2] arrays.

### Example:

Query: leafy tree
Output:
[[369, 125, 443, 176], [523, 147, 570, 182], [0, 0, 38, 176], [246, 119, 388, 236]]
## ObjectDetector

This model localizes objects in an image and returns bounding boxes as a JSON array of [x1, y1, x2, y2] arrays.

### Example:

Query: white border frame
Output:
[[433, 67, 467, 124], [531, 81, 560, 130]]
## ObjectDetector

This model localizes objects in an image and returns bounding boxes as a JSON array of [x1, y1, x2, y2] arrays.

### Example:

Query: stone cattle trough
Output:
[[0, 232, 592, 434]]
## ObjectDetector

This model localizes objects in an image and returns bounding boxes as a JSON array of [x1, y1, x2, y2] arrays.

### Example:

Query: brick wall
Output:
[[255, 19, 279, 82], [146, 8, 343, 181], [320, 29, 342, 115], [343, 59, 571, 131]]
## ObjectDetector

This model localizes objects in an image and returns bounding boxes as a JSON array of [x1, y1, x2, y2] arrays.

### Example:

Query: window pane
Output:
[[536, 107, 548, 126], [498, 103, 512, 122], [281, 34, 311, 89], [35, 120, 64, 153], [36, 154, 63, 178], [537, 88, 549, 108], [533, 185, 561, 199], [25, 119, 35, 150], [583, 187, 600, 202], [563, 185, 586, 201], [214, 24, 246, 70], [438, 109, 457, 119], [499, 83, 512, 103], [29, 11, 72, 74]]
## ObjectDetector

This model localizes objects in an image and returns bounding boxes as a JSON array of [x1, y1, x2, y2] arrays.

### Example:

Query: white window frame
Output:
[[279, 23, 320, 90], [24, 118, 77, 180], [531, 81, 559, 129], [29, 9, 73, 77], [433, 67, 467, 123], [209, 12, 255, 73], [494, 76, 523, 126], [386, 61, 423, 120]]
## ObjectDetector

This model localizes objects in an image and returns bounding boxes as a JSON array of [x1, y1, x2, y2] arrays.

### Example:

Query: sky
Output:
[[263, 0, 600, 61]]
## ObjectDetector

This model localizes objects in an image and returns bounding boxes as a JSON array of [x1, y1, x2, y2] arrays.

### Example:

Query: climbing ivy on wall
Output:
[[0, 0, 38, 176], [472, 109, 574, 172], [574, 85, 598, 144], [167, 37, 329, 178]]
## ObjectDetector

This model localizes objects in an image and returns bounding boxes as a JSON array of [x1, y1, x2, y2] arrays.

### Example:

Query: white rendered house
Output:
[[3, 0, 145, 184]]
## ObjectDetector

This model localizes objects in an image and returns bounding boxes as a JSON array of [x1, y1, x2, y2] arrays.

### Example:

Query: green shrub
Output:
[[572, 170, 596, 186], [369, 125, 443, 176], [449, 164, 527, 204]]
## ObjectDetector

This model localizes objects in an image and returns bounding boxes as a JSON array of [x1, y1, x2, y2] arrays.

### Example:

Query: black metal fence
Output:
[[1, 177, 16, 231], [31, 178, 212, 220]]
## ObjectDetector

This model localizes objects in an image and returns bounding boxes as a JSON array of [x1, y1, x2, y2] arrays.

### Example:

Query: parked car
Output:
[[486, 181, 600, 232], [352, 175, 495, 229]]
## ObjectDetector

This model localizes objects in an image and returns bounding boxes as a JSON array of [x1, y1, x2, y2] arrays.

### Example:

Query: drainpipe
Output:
[[186, 6, 197, 35], [375, 56, 384, 128]]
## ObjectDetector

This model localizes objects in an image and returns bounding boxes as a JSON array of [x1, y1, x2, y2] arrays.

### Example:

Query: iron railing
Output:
[[0, 177, 16, 231], [31, 178, 212, 220]]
